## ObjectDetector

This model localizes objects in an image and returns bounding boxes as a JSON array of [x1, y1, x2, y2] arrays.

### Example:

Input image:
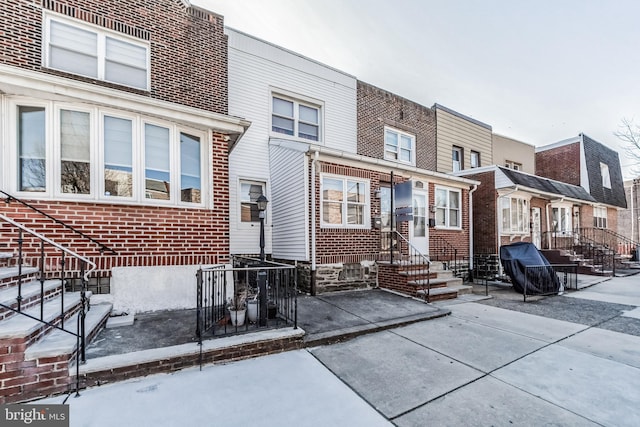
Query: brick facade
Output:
[[1, 0, 227, 114], [0, 132, 230, 276], [357, 81, 437, 171], [466, 171, 497, 254], [535, 142, 581, 185]]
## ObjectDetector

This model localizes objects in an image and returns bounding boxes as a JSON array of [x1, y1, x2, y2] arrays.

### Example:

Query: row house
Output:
[[457, 132, 629, 276], [0, 0, 249, 402], [227, 28, 477, 295]]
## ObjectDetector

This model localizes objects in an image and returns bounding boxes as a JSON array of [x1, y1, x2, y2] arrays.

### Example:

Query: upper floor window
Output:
[[452, 147, 463, 172], [321, 174, 369, 228], [434, 187, 461, 228], [9, 99, 205, 207], [271, 96, 320, 141], [594, 206, 607, 228], [45, 14, 150, 90], [470, 151, 480, 168], [505, 160, 522, 171], [384, 128, 415, 165], [500, 196, 529, 234], [600, 162, 611, 189], [240, 180, 266, 222]]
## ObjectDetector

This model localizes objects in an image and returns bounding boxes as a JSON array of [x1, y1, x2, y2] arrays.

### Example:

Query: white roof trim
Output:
[[0, 64, 250, 135], [535, 135, 581, 152]]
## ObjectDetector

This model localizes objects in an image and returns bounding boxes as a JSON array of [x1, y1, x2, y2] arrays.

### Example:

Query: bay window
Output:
[[435, 187, 461, 228], [500, 196, 529, 233], [10, 100, 206, 207], [552, 206, 572, 233], [321, 175, 369, 228]]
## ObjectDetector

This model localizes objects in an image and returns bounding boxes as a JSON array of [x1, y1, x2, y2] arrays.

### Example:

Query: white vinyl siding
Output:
[[269, 144, 308, 260], [45, 14, 149, 90]]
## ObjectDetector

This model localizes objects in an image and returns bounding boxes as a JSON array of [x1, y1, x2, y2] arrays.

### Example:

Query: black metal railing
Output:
[[473, 253, 500, 296], [523, 264, 578, 302], [577, 227, 639, 258], [0, 213, 94, 397], [2, 190, 117, 255], [430, 235, 468, 279], [196, 256, 297, 343], [380, 231, 432, 301], [542, 230, 615, 276]]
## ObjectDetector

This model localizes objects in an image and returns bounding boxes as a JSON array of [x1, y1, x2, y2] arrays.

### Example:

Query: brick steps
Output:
[[26, 303, 111, 361], [378, 260, 467, 301], [0, 279, 62, 319]]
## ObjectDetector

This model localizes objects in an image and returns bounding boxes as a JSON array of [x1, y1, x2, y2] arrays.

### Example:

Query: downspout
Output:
[[468, 184, 478, 270], [545, 202, 552, 249], [310, 150, 319, 296]]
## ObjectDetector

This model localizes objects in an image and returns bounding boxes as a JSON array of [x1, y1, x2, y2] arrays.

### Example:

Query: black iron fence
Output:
[[431, 235, 469, 279], [542, 231, 615, 276], [379, 231, 432, 301], [196, 256, 297, 342], [523, 264, 578, 302]]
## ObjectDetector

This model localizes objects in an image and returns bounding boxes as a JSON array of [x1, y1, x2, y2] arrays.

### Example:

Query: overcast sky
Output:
[[193, 0, 639, 178]]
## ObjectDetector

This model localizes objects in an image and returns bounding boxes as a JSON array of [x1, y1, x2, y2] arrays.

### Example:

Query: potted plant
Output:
[[246, 287, 259, 323], [227, 285, 248, 326]]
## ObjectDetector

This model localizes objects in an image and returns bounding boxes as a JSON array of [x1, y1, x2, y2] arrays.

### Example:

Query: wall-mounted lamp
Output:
[[374, 189, 381, 198]]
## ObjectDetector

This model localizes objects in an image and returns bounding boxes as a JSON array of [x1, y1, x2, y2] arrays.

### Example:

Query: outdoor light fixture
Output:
[[256, 194, 268, 213]]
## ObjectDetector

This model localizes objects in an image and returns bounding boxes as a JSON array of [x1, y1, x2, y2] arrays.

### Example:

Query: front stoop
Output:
[[76, 328, 305, 388], [377, 262, 471, 301]]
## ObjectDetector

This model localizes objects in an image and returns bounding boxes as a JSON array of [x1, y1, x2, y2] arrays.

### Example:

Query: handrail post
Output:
[[17, 229, 24, 312], [40, 240, 45, 320], [80, 261, 86, 363], [60, 251, 66, 329]]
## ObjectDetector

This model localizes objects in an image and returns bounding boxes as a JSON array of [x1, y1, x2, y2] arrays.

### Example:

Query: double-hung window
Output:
[[470, 151, 480, 168], [18, 106, 47, 192], [500, 197, 529, 233], [240, 180, 266, 222], [452, 147, 463, 172], [384, 127, 415, 165], [45, 14, 149, 90], [321, 175, 369, 228], [272, 96, 320, 141], [434, 187, 461, 228], [593, 206, 607, 228]]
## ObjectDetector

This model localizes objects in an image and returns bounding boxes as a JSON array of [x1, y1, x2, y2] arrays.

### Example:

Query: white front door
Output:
[[410, 189, 429, 255], [531, 207, 541, 248]]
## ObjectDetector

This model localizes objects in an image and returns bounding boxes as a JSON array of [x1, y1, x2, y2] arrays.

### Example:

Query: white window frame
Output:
[[434, 186, 462, 229], [470, 150, 480, 168], [238, 179, 267, 225], [600, 162, 611, 189], [551, 204, 573, 234], [593, 206, 607, 229], [452, 147, 463, 172], [499, 196, 530, 234], [384, 127, 415, 166], [270, 92, 322, 142], [505, 160, 522, 171], [44, 13, 150, 91], [320, 173, 370, 229], [6, 97, 208, 208]]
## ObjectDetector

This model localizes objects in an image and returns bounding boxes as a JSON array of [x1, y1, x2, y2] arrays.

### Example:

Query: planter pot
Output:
[[267, 302, 278, 319], [229, 308, 246, 326], [247, 300, 258, 323]]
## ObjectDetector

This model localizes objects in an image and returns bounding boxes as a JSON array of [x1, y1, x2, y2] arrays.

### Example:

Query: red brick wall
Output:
[[357, 81, 437, 171], [314, 162, 399, 264], [428, 184, 471, 258], [0, 133, 230, 274], [1, 0, 227, 114], [535, 142, 581, 185], [466, 171, 497, 254]]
